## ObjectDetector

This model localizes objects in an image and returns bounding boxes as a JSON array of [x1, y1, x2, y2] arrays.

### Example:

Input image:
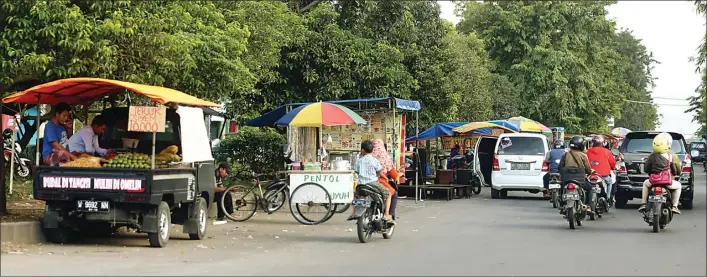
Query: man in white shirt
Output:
[[67, 115, 112, 156]]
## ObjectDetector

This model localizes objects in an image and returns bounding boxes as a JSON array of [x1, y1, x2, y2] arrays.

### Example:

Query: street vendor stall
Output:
[[2, 77, 220, 248]]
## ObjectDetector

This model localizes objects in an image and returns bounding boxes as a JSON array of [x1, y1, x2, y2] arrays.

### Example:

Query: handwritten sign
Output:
[[128, 106, 166, 133], [289, 172, 354, 204]]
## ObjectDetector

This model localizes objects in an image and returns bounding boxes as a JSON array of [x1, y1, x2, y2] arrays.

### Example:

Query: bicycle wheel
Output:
[[221, 185, 257, 222], [289, 182, 333, 225], [335, 203, 351, 213], [264, 188, 287, 213]]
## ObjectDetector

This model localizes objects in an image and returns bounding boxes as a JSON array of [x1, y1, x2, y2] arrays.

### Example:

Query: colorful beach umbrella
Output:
[[452, 120, 520, 134], [507, 116, 551, 133], [275, 102, 366, 127], [610, 127, 632, 138]]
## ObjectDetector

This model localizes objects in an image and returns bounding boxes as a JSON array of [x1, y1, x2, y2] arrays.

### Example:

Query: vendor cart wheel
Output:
[[289, 182, 333, 225], [222, 185, 257, 222], [148, 201, 171, 248], [189, 197, 208, 240]]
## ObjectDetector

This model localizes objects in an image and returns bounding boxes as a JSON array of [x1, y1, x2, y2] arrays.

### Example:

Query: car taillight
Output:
[[493, 156, 500, 171], [542, 161, 549, 172], [683, 155, 692, 173], [567, 183, 575, 192], [618, 164, 626, 173], [653, 186, 662, 194]]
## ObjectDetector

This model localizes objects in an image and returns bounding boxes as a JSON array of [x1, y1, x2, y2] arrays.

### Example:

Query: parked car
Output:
[[615, 131, 694, 210], [476, 133, 550, 199], [689, 141, 706, 164]]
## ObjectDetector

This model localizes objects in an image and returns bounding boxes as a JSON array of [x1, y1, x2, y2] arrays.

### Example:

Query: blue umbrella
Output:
[[405, 122, 468, 143]]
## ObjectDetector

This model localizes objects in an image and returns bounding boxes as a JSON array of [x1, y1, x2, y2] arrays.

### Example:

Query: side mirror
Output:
[[611, 149, 620, 157]]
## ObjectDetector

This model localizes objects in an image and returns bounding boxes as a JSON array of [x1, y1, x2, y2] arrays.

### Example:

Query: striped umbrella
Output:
[[610, 127, 632, 138], [275, 102, 366, 127], [508, 116, 551, 133]]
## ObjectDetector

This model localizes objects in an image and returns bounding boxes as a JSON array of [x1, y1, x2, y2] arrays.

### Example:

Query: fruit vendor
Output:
[[42, 102, 78, 166], [67, 115, 114, 156]]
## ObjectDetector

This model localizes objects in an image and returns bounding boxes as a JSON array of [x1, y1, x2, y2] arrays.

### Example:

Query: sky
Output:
[[438, 1, 705, 138]]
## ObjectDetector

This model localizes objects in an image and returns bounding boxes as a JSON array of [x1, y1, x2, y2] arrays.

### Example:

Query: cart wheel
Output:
[[189, 197, 208, 240], [289, 182, 333, 225], [222, 185, 257, 222]]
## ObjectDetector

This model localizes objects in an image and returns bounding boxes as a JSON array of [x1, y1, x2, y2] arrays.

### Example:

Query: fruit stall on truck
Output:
[[1, 78, 220, 248]]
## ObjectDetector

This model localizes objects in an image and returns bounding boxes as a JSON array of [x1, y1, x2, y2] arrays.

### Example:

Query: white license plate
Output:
[[352, 199, 371, 207], [549, 184, 561, 189], [648, 195, 666, 203], [563, 194, 580, 200], [511, 163, 530, 170], [77, 200, 109, 212]]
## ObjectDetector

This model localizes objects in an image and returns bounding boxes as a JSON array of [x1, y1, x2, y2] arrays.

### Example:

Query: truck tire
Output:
[[189, 197, 208, 240], [148, 202, 171, 248], [681, 199, 693, 210]]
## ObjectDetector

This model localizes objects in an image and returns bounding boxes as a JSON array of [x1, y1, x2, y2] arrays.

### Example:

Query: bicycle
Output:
[[221, 171, 333, 225]]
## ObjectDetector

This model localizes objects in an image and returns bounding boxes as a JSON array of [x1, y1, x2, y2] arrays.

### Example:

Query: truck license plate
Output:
[[549, 183, 561, 189], [648, 195, 666, 203], [511, 163, 530, 170], [77, 200, 109, 213], [563, 194, 579, 200]]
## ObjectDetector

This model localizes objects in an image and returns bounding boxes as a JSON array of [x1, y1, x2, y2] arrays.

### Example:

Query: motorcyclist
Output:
[[586, 135, 616, 202], [543, 140, 566, 197], [638, 133, 682, 214], [558, 136, 594, 212]]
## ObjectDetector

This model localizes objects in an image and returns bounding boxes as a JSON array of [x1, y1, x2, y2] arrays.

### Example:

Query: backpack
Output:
[[648, 154, 673, 185]]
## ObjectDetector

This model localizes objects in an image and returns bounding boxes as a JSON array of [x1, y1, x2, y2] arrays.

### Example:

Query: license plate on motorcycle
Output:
[[511, 163, 530, 170], [648, 195, 666, 203], [549, 184, 561, 189], [352, 199, 371, 207], [563, 194, 580, 200], [77, 200, 109, 213]]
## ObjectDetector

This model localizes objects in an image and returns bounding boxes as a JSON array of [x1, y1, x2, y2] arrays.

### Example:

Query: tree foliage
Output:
[[687, 0, 707, 136]]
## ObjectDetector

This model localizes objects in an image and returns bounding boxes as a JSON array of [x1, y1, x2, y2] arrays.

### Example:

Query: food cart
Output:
[[246, 97, 423, 202], [1, 78, 221, 248]]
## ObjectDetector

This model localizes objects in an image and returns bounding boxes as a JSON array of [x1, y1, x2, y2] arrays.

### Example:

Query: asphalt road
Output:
[[2, 165, 705, 276]]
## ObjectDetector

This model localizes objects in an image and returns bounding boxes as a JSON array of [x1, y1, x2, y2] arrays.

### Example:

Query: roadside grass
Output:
[[2, 176, 44, 222]]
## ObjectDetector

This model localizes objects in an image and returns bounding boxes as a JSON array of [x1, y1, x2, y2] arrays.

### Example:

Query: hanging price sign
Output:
[[128, 106, 166, 133]]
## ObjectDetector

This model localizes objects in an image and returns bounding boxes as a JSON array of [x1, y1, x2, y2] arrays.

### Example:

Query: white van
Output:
[[488, 133, 549, 199]]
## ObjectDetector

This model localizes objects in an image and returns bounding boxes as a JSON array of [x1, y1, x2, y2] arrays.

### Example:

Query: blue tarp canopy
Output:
[[405, 122, 468, 143], [245, 97, 421, 127]]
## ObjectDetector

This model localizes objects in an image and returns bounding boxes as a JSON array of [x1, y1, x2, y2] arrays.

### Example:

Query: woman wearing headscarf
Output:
[[371, 139, 403, 219]]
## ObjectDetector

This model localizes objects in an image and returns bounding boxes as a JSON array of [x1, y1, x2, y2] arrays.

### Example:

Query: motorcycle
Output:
[[3, 130, 32, 178], [548, 173, 561, 208], [561, 180, 587, 229], [587, 173, 610, 220], [642, 184, 674, 233], [450, 149, 482, 195], [352, 182, 395, 243]]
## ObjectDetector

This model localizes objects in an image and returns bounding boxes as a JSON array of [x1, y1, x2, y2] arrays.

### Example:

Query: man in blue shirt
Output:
[[42, 102, 77, 166], [67, 115, 112, 156], [348, 140, 393, 224], [543, 140, 566, 196]]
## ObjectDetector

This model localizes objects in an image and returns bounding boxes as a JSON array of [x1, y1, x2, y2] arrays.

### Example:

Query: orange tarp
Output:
[[2, 78, 220, 108]]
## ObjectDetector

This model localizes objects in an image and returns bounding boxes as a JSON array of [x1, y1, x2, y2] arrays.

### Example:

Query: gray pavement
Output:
[[2, 165, 705, 276]]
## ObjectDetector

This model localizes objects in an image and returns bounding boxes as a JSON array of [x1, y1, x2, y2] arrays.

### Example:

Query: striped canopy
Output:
[[275, 102, 366, 127]]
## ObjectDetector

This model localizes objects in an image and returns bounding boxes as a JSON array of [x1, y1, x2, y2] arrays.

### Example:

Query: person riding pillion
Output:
[[558, 136, 595, 212], [586, 135, 616, 200], [638, 133, 682, 214]]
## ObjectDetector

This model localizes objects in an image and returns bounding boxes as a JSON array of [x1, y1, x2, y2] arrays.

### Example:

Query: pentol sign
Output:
[[41, 176, 145, 192]]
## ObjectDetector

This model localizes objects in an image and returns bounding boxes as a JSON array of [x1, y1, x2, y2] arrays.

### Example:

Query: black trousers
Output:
[[214, 191, 233, 219]]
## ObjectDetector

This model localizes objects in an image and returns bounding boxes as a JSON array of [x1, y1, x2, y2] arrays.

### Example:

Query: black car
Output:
[[689, 141, 706, 164], [615, 131, 694, 210]]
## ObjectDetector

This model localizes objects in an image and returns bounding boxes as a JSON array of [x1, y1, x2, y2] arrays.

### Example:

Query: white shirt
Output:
[[67, 126, 108, 155]]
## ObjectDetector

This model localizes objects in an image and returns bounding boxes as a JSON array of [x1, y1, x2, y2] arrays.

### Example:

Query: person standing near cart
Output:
[[42, 102, 77, 166], [214, 162, 234, 223]]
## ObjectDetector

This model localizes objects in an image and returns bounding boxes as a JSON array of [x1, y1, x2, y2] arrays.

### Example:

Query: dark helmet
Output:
[[2, 129, 13, 140], [569, 136, 585, 151], [552, 139, 564, 149], [591, 135, 605, 147]]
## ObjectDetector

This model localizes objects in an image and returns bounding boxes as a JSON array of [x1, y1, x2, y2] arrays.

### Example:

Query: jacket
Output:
[[644, 152, 682, 176], [586, 147, 617, 177], [545, 149, 566, 173], [559, 150, 592, 175]]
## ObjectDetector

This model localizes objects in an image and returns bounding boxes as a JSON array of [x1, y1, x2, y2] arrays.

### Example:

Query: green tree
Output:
[[613, 29, 659, 131], [457, 1, 634, 133], [687, 0, 707, 137]]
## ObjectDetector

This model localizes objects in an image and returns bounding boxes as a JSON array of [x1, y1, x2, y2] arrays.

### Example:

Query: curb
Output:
[[0, 221, 45, 244]]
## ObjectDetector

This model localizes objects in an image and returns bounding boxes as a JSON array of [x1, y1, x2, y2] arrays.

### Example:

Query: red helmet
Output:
[[591, 135, 605, 147]]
